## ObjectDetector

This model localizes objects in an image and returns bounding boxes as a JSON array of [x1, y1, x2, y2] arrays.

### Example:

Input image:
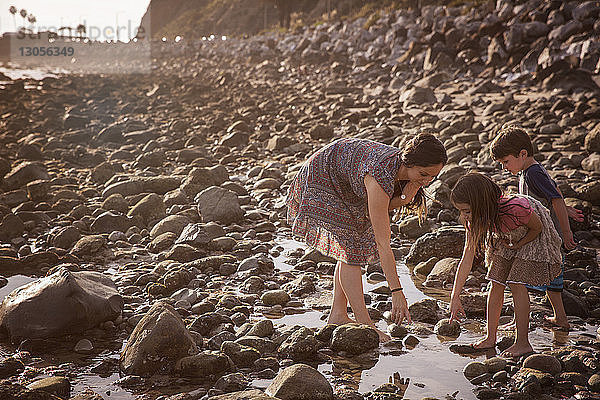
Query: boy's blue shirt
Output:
[[518, 162, 562, 238]]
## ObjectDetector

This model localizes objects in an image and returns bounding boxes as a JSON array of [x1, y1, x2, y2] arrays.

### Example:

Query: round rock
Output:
[[265, 363, 333, 400], [261, 290, 290, 306], [464, 361, 488, 379], [522, 354, 562, 375]]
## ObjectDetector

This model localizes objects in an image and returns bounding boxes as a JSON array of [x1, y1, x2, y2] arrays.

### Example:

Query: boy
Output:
[[490, 126, 584, 330]]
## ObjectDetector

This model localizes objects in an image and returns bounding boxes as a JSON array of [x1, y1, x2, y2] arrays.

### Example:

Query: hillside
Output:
[[139, 0, 486, 39]]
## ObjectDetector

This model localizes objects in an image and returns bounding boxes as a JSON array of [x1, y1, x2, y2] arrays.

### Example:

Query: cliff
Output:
[[138, 0, 437, 39]]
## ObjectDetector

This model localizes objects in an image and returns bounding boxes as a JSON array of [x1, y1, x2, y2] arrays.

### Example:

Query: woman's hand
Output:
[[449, 295, 465, 323], [391, 291, 411, 325]]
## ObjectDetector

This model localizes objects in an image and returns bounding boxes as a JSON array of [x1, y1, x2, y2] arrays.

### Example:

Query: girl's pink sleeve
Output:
[[500, 197, 532, 231], [512, 197, 532, 225]]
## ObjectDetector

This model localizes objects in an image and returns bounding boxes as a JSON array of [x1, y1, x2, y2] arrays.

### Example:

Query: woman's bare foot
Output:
[[544, 315, 570, 331], [501, 343, 533, 359], [327, 313, 355, 325], [470, 337, 496, 350]]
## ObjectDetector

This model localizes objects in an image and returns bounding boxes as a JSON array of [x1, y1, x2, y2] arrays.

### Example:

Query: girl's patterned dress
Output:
[[486, 195, 562, 286], [286, 138, 401, 265]]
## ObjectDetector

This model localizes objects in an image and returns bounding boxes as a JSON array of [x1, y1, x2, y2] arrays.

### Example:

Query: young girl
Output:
[[449, 173, 562, 357]]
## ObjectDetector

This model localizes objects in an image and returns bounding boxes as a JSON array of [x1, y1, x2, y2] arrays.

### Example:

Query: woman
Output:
[[287, 133, 447, 341]]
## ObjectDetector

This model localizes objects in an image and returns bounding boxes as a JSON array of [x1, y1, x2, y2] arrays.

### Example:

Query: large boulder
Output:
[[90, 212, 133, 234], [277, 327, 320, 361], [175, 350, 234, 378], [0, 381, 61, 400], [399, 86, 436, 105], [102, 176, 181, 198], [2, 162, 49, 190], [0, 268, 122, 340], [396, 216, 431, 239], [408, 299, 441, 324], [120, 301, 198, 376], [405, 227, 465, 265], [423, 258, 460, 287], [0, 214, 25, 242], [265, 364, 333, 400], [149, 215, 190, 239], [210, 390, 276, 400], [330, 324, 379, 355], [49, 226, 81, 250], [127, 193, 166, 224], [195, 187, 244, 224], [261, 290, 290, 306], [71, 235, 106, 256], [523, 354, 561, 375], [584, 124, 600, 153]]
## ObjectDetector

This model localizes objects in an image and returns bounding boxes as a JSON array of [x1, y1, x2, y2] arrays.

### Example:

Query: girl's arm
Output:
[[449, 229, 475, 322], [511, 211, 542, 250], [365, 174, 411, 325]]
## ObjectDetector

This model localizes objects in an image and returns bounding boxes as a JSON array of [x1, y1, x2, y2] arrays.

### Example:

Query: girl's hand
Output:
[[449, 295, 465, 323], [391, 291, 411, 325], [567, 206, 584, 222]]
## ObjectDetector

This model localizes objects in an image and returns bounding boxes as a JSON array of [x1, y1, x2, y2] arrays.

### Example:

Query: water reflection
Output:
[[0, 275, 36, 300]]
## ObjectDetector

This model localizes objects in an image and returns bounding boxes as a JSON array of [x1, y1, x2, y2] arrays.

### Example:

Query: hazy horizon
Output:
[[0, 0, 150, 41]]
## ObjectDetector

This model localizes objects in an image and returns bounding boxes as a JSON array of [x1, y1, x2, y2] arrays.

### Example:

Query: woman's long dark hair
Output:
[[450, 172, 530, 252], [394, 132, 447, 222]]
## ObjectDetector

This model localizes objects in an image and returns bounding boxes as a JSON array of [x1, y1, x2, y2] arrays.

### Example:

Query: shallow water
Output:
[[0, 275, 36, 300], [0, 65, 61, 80], [264, 238, 598, 399], [1, 239, 596, 399]]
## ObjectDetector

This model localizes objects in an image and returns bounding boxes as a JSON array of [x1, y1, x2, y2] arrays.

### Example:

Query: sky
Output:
[[0, 0, 150, 41]]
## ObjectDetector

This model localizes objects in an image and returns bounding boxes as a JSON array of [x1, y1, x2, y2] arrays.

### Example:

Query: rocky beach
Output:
[[1, 1, 600, 399]]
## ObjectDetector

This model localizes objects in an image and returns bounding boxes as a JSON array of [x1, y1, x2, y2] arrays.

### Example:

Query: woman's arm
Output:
[[449, 229, 475, 322], [511, 211, 542, 250], [365, 174, 411, 324]]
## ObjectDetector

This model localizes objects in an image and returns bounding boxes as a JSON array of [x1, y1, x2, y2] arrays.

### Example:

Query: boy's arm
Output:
[[527, 170, 578, 247], [555, 186, 584, 223], [551, 198, 577, 250]]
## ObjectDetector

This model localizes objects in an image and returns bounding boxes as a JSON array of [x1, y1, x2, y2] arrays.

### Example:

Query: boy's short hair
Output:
[[490, 126, 534, 159]]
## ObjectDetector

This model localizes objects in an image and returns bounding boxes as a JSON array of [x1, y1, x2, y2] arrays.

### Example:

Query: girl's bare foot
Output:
[[501, 343, 533, 358], [544, 315, 570, 331], [470, 337, 496, 350]]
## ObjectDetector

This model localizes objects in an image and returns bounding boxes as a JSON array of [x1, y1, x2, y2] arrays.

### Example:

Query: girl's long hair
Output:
[[451, 172, 532, 251], [394, 132, 447, 222], [450, 173, 511, 252]]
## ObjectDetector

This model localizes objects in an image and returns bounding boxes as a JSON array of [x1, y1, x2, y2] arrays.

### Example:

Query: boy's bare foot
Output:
[[501, 343, 533, 359], [544, 315, 570, 331]]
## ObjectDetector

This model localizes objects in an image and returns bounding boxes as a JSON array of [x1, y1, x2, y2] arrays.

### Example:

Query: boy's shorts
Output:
[[526, 254, 565, 293]]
